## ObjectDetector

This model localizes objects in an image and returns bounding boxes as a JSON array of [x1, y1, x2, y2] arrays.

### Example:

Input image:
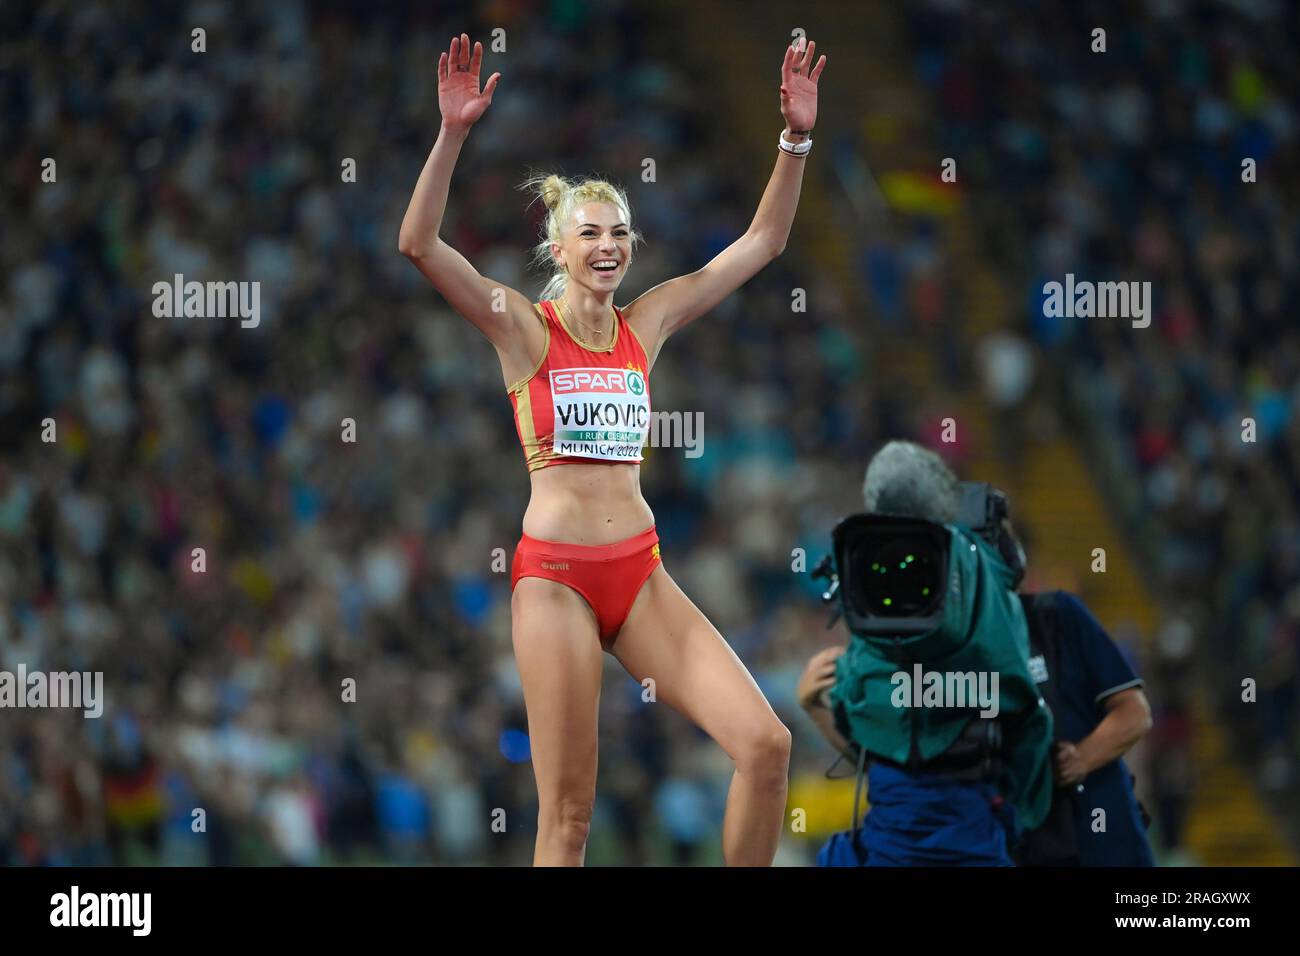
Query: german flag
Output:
[[103, 759, 164, 829]]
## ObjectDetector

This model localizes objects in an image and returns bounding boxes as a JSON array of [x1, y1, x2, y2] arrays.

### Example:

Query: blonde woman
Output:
[[399, 31, 827, 866]]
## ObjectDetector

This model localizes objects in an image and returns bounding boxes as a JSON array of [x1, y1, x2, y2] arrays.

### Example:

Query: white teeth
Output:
[[593, 260, 618, 268]]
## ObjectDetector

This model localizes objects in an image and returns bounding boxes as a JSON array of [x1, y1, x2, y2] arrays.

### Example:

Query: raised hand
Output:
[[438, 33, 501, 131], [779, 36, 826, 133]]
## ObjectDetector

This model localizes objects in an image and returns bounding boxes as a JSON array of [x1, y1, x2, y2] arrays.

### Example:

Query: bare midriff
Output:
[[522, 460, 654, 545]]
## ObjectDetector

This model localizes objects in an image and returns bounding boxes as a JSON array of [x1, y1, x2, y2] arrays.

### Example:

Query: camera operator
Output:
[[801, 441, 1053, 866], [1008, 519, 1156, 867]]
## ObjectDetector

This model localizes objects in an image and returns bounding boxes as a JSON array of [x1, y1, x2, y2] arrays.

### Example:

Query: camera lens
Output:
[[851, 536, 943, 617]]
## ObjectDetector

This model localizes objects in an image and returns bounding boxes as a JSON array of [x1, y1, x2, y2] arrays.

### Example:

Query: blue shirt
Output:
[[1031, 591, 1154, 866]]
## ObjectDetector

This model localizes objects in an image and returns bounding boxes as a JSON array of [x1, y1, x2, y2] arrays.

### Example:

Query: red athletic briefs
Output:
[[511, 526, 661, 648]]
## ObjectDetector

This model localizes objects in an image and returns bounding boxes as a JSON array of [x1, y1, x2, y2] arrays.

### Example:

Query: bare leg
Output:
[[512, 577, 604, 866], [613, 566, 791, 865]]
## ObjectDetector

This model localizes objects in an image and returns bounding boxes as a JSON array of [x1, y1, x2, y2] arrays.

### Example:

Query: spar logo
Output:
[[552, 369, 634, 395]]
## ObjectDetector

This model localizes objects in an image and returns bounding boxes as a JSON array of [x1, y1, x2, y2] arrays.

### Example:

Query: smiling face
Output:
[[552, 202, 632, 295]]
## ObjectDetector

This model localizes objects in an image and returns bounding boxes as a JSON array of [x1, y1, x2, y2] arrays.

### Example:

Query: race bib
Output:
[[550, 366, 651, 462]]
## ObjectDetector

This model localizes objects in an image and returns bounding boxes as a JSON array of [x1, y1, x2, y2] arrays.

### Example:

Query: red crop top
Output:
[[507, 300, 653, 472]]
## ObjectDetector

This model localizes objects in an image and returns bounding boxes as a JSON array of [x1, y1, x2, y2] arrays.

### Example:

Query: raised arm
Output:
[[624, 37, 828, 364], [398, 34, 534, 349]]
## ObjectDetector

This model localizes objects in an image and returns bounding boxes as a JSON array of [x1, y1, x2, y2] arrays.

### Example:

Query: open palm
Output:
[[439, 33, 501, 130], [780, 37, 826, 132]]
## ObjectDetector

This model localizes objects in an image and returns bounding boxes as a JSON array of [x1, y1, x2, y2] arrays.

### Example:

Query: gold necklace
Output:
[[558, 298, 615, 348]]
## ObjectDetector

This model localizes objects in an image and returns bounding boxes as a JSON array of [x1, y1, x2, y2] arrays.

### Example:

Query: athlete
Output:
[[399, 31, 827, 866]]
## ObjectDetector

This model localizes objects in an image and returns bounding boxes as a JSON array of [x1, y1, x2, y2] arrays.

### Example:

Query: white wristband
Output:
[[778, 129, 813, 156]]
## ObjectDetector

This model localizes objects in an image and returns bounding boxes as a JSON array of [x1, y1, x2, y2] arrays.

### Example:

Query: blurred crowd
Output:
[[903, 0, 1300, 844], [0, 0, 881, 865]]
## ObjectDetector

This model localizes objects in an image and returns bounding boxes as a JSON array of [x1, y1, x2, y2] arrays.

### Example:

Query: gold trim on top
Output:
[[514, 370, 538, 461], [553, 298, 619, 353], [526, 446, 565, 473], [505, 304, 552, 394], [619, 307, 654, 369]]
